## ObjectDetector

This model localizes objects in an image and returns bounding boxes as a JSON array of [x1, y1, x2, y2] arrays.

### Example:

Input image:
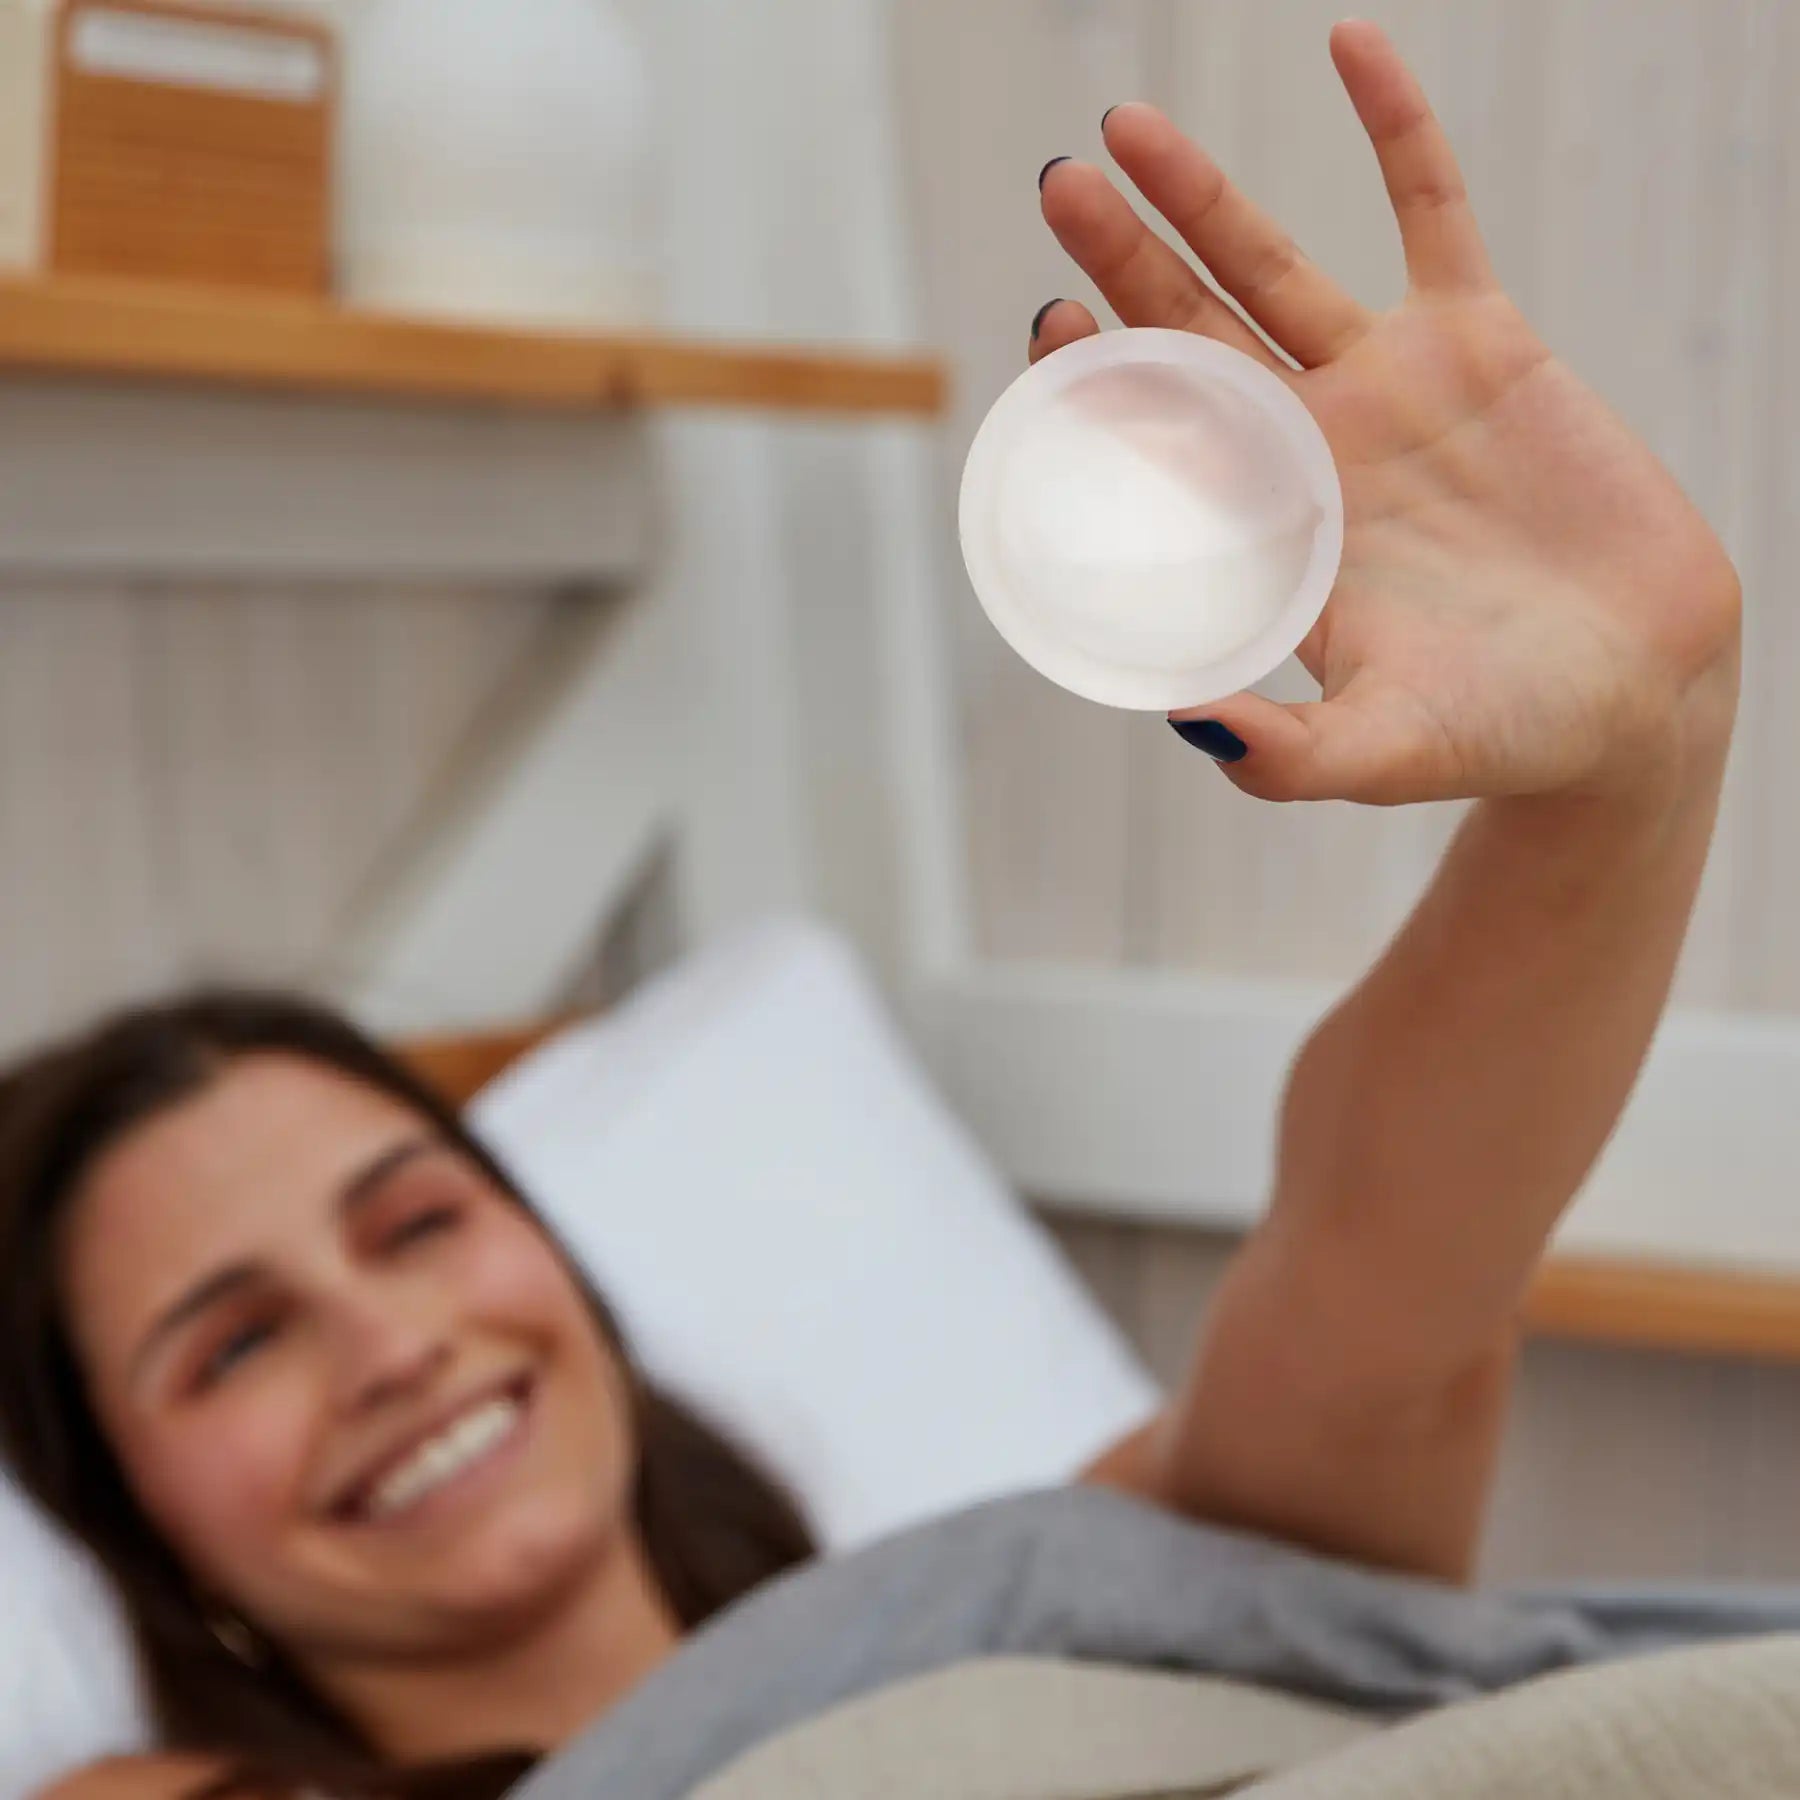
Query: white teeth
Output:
[[363, 1395, 521, 1521]]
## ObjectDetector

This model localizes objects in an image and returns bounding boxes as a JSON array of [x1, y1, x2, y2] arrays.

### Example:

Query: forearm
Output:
[[1044, 30, 1748, 1574], [1137, 666, 1736, 1578], [1270, 678, 1734, 1383]]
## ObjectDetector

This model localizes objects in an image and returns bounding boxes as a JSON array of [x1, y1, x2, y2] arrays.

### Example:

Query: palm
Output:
[[1297, 300, 1727, 798], [1032, 23, 1737, 804]]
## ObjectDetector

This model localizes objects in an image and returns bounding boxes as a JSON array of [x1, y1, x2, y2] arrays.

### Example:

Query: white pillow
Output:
[[0, 1507, 147, 1797], [0, 915, 1157, 1793], [469, 916, 1159, 1548]]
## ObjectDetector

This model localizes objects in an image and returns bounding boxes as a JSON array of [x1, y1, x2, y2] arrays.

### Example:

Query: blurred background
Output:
[[1, 0, 1797, 1584]]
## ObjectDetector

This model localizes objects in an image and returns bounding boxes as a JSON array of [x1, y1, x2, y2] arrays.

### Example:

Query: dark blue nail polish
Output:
[[1169, 718, 1248, 763], [1038, 155, 1071, 190], [1031, 298, 1062, 341], [1101, 104, 1120, 130]]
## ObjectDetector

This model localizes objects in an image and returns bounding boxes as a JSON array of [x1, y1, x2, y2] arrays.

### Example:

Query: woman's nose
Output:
[[330, 1292, 454, 1414]]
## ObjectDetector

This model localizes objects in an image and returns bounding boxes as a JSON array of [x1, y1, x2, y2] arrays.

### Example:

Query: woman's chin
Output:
[[282, 1481, 623, 1656], [405, 1490, 619, 1640]]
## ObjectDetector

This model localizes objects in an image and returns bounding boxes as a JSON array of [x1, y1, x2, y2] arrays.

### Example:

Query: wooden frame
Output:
[[1522, 1256, 1800, 1363], [400, 1019, 562, 1111]]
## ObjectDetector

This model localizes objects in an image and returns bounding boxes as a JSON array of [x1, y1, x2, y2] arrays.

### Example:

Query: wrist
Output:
[[1537, 624, 1738, 834], [1476, 701, 1730, 913]]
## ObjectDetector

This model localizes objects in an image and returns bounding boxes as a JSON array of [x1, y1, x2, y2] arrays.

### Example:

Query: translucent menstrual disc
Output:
[[958, 328, 1344, 711]]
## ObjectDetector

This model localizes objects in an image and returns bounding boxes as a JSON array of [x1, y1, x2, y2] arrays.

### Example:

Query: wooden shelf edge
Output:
[[1524, 1254, 1800, 1363], [0, 274, 949, 418]]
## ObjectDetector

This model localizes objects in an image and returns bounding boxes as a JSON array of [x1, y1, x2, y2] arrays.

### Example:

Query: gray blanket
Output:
[[515, 1485, 1800, 1800]]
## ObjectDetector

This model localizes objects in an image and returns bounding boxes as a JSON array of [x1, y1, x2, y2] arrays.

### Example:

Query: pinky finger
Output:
[[1028, 296, 1102, 364]]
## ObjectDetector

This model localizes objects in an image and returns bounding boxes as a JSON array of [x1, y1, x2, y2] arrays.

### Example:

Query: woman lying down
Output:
[[4, 22, 1764, 1800]]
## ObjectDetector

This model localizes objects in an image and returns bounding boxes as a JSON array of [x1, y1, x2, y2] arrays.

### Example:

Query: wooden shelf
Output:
[[1523, 1254, 1800, 1364], [0, 275, 949, 417]]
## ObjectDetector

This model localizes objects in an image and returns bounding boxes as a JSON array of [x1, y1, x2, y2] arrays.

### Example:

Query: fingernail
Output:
[[1038, 155, 1071, 190], [1101, 104, 1120, 130], [1169, 718, 1248, 763], [1030, 298, 1062, 341]]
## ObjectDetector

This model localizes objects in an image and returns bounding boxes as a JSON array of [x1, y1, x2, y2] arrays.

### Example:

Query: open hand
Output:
[[1033, 21, 1739, 805]]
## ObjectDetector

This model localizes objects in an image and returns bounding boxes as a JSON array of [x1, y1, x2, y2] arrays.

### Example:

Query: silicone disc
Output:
[[958, 327, 1343, 711]]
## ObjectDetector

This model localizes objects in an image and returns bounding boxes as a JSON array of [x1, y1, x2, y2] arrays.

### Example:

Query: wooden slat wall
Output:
[[0, 585, 167, 1037], [0, 580, 555, 1059]]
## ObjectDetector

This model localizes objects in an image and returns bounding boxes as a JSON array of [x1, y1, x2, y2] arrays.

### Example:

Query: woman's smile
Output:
[[327, 1371, 539, 1530]]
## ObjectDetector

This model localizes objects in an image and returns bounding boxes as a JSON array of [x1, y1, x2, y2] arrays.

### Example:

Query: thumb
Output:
[[1169, 681, 1451, 805]]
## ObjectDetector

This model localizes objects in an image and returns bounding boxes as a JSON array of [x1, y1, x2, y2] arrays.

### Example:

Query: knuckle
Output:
[[1243, 235, 1304, 299], [1403, 172, 1469, 216], [1181, 163, 1231, 233], [1101, 228, 1157, 290]]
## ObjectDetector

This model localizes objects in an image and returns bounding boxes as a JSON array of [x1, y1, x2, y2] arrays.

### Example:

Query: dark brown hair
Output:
[[0, 990, 816, 1800]]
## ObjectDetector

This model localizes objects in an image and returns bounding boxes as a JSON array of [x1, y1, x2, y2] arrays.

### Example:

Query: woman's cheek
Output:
[[125, 1373, 322, 1580], [455, 1214, 595, 1339], [453, 1215, 635, 1469]]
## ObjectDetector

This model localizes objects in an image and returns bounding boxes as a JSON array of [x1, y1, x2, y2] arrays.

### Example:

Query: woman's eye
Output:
[[385, 1205, 460, 1252], [197, 1318, 280, 1388]]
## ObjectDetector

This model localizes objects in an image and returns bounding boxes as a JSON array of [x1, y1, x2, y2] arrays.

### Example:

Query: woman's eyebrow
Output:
[[130, 1262, 260, 1383], [336, 1134, 441, 1220], [126, 1137, 442, 1383]]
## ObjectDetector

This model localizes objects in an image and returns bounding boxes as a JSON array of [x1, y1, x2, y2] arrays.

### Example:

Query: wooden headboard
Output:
[[399, 1020, 565, 1109]]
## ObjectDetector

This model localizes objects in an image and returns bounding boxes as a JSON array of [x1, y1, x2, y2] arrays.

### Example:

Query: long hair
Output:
[[0, 991, 816, 1800]]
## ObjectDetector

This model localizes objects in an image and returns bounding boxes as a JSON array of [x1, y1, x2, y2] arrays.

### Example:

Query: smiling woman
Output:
[[0, 990, 813, 1800]]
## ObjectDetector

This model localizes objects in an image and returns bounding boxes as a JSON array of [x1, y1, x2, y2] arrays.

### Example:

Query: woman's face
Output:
[[59, 1053, 637, 1662]]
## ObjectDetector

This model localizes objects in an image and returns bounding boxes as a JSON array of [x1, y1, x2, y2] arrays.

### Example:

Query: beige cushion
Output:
[[1240, 1633, 1800, 1800], [694, 1635, 1800, 1800], [689, 1656, 1373, 1800]]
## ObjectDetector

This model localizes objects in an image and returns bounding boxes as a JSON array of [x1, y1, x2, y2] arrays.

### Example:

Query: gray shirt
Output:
[[516, 1485, 1800, 1800]]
